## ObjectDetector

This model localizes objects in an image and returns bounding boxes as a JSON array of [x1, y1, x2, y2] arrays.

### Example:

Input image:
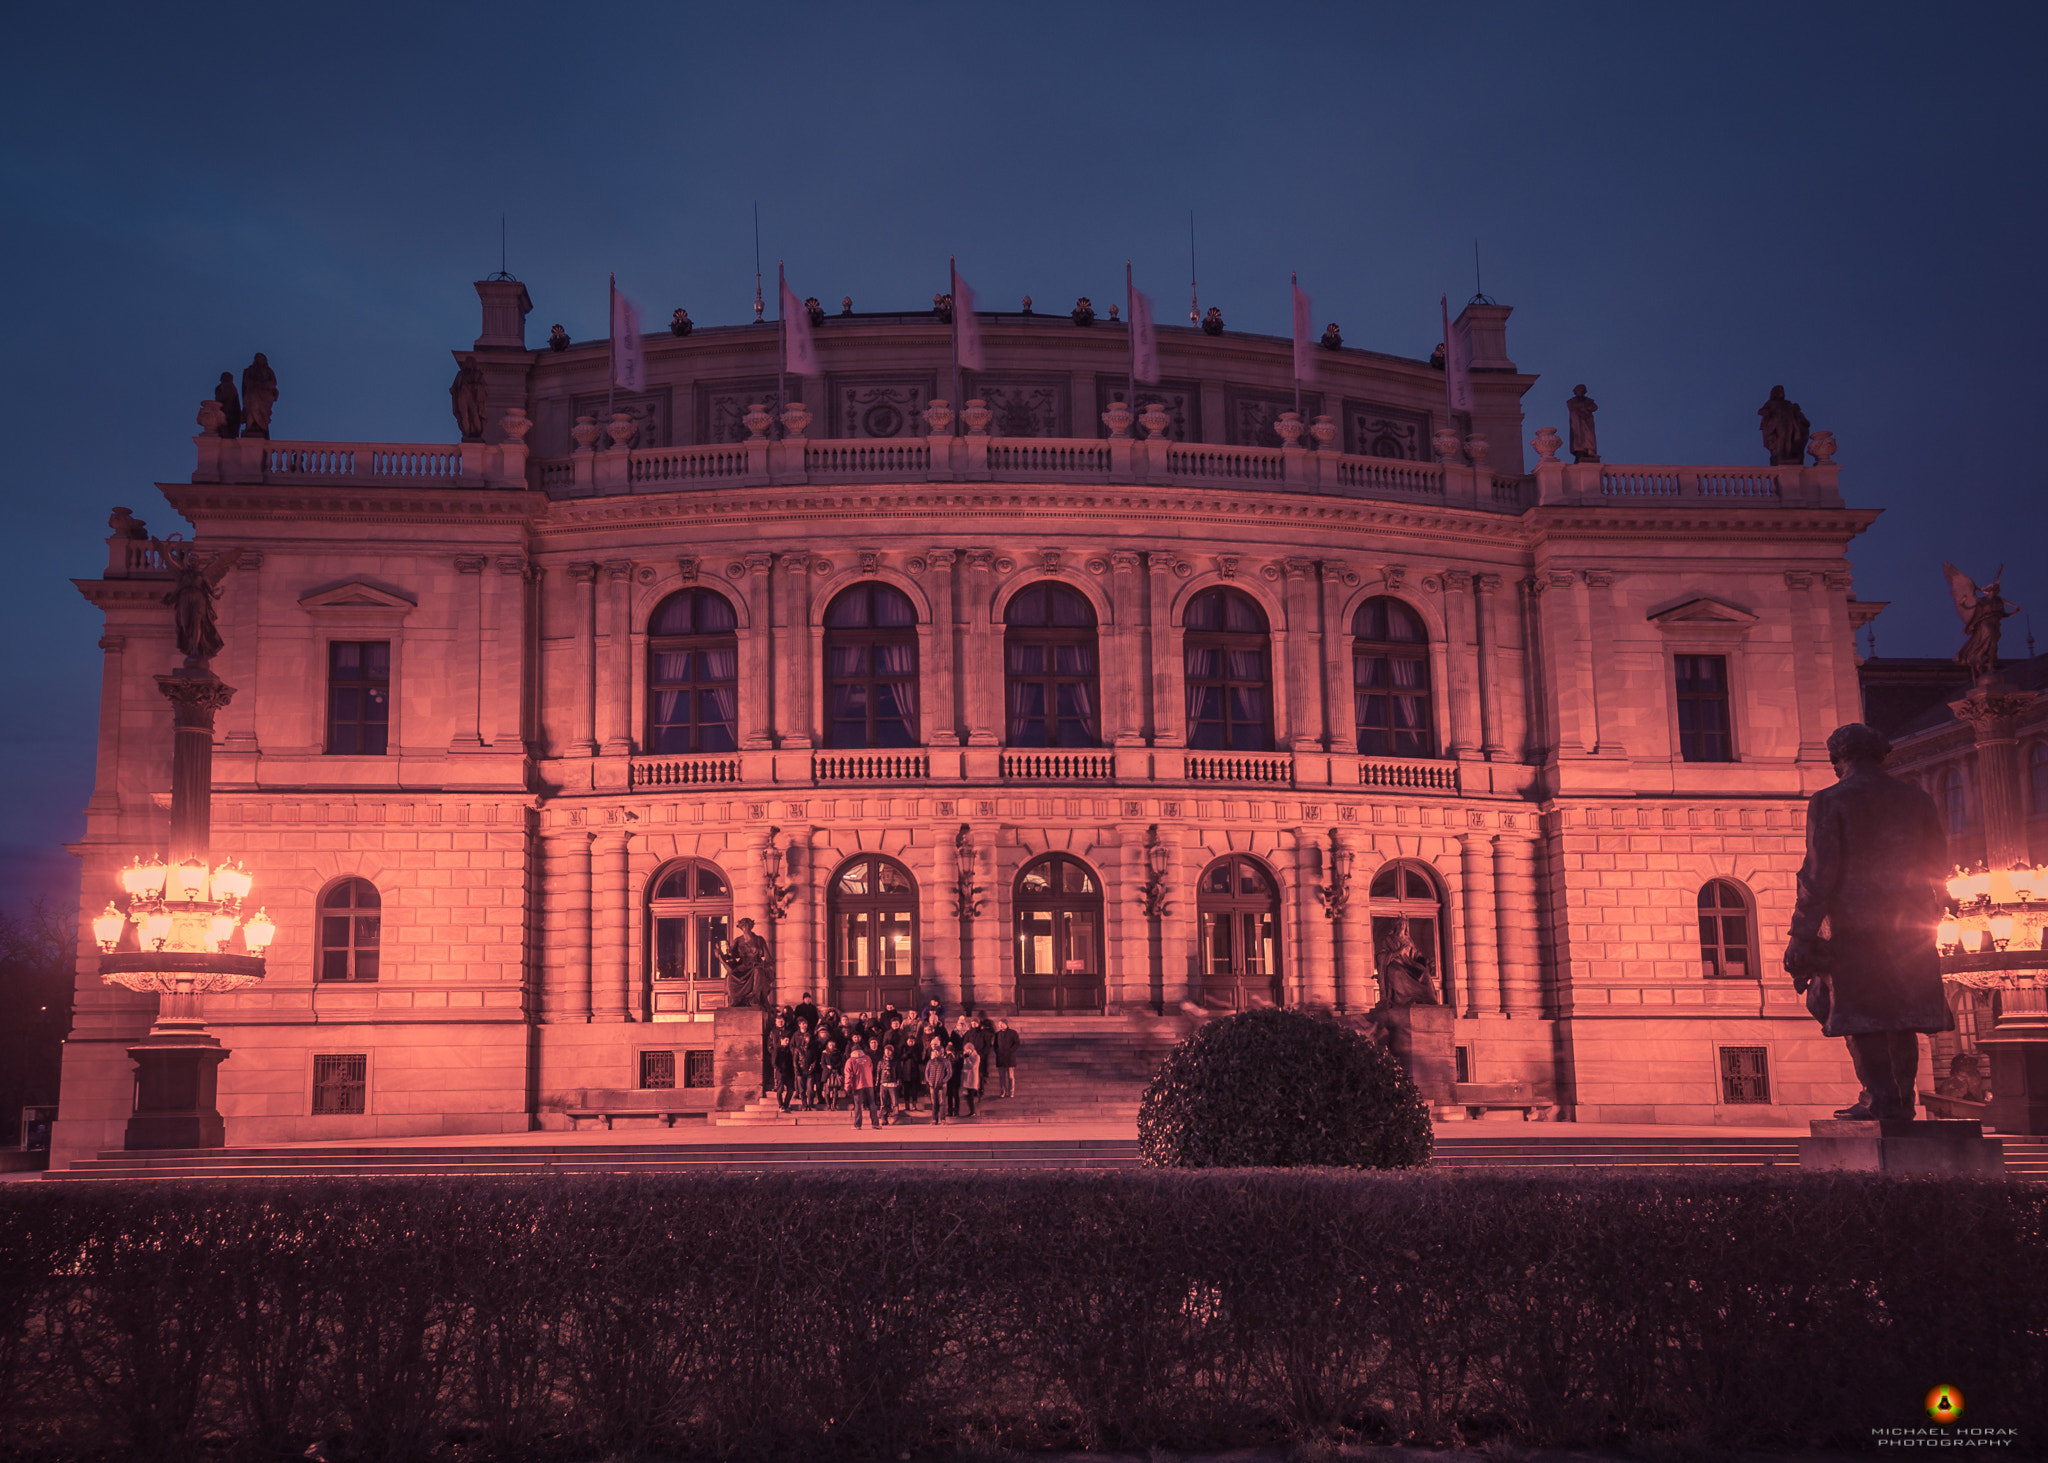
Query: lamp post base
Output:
[[124, 1029, 230, 1151]]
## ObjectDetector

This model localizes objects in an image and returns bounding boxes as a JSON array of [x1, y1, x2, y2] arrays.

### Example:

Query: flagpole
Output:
[[1125, 260, 1135, 416], [607, 273, 616, 423], [1441, 293, 1455, 433], [1291, 271, 1302, 421], [949, 255, 962, 438], [1189, 211, 1198, 324], [777, 261, 787, 434]]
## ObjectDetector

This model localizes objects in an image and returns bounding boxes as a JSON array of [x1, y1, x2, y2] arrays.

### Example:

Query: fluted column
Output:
[[541, 830, 593, 1022], [773, 825, 813, 1010], [1298, 831, 1337, 1008], [1321, 561, 1356, 754], [1149, 551, 1186, 746], [590, 830, 631, 1021], [1282, 558, 1320, 751], [1458, 833, 1498, 1018], [737, 552, 773, 748], [1954, 688, 2038, 869], [1158, 826, 1194, 1005], [88, 635, 126, 816], [1520, 576, 1553, 763], [1493, 834, 1542, 1016], [1581, 568, 1625, 757], [1475, 572, 1506, 759], [1537, 569, 1589, 757], [924, 549, 960, 746], [1334, 831, 1370, 1011], [1109, 551, 1145, 744], [491, 557, 530, 748], [596, 560, 635, 756], [1121, 830, 1155, 1008], [963, 550, 998, 745], [776, 555, 814, 747], [221, 551, 263, 751], [449, 555, 487, 751], [566, 563, 599, 756], [1442, 571, 1479, 757]]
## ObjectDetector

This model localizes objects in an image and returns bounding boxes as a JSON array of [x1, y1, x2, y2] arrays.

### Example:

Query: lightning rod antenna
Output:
[[1189, 210, 1199, 324], [753, 203, 764, 325]]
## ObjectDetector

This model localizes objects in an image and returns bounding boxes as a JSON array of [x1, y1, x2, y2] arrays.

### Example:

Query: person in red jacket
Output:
[[844, 1038, 878, 1131]]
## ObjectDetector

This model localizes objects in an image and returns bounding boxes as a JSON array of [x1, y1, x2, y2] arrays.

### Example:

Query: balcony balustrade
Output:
[[999, 750, 1115, 782]]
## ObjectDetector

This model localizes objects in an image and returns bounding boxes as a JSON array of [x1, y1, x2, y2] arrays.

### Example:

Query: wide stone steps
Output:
[[47, 1135, 2048, 1182]]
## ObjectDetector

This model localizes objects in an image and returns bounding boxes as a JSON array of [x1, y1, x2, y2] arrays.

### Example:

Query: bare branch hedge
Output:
[[1, 1170, 2041, 1461]]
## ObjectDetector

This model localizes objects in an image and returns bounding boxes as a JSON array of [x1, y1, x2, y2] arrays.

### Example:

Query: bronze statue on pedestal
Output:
[[1944, 562, 2020, 685], [154, 541, 244, 667], [718, 918, 772, 1008]]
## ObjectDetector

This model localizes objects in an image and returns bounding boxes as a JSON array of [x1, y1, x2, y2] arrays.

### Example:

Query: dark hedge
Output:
[[1137, 1007, 1435, 1169], [0, 1171, 2043, 1462]]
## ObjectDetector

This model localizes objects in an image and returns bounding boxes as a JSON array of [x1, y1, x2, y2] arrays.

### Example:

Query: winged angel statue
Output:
[[1943, 562, 2020, 684], [154, 538, 244, 666]]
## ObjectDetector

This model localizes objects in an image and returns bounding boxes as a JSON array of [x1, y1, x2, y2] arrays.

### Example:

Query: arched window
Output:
[[319, 878, 381, 982], [1184, 588, 1272, 751], [1698, 880, 1755, 980], [1369, 861, 1444, 1007], [647, 589, 739, 754], [1353, 597, 1433, 757], [1014, 854, 1104, 1012], [647, 859, 732, 1020], [1196, 855, 1281, 1009], [1005, 583, 1099, 747], [824, 583, 919, 749], [1943, 767, 1968, 834], [2030, 742, 2048, 816], [829, 855, 919, 1012]]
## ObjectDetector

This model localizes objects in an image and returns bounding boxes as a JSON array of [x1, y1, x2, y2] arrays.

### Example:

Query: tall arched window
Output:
[[1698, 879, 1755, 980], [1369, 861, 1444, 1007], [647, 589, 739, 754], [824, 583, 919, 749], [1353, 596, 1433, 757], [319, 878, 381, 982], [1196, 855, 1281, 1009], [1184, 588, 1272, 751], [829, 855, 919, 1012], [1943, 767, 1968, 834], [2030, 742, 2048, 816], [1005, 583, 1099, 747], [647, 859, 732, 1020], [1014, 854, 1104, 1012]]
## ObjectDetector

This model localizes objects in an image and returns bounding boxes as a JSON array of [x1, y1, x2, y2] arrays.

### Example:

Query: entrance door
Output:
[[830, 855, 920, 1012], [648, 859, 732, 1021], [1014, 854, 1105, 1012], [1196, 855, 1281, 1009]]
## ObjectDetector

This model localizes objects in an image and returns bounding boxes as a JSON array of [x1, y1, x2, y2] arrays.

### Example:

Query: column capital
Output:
[[98, 634, 126, 653], [1474, 572, 1502, 594], [156, 670, 236, 727], [454, 555, 488, 574], [568, 561, 600, 585], [1283, 556, 1314, 581], [496, 555, 533, 579], [926, 546, 959, 569], [1823, 570, 1855, 591], [964, 548, 996, 573], [1546, 569, 1578, 590], [1110, 549, 1141, 574], [1580, 567, 1615, 589], [233, 549, 265, 570], [1783, 570, 1815, 590], [1442, 568, 1474, 593], [603, 558, 634, 582]]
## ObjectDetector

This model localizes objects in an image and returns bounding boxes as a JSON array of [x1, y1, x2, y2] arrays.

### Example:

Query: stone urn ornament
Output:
[[607, 412, 637, 449], [570, 414, 601, 452], [1463, 432, 1489, 466], [1275, 410, 1305, 447], [1431, 426, 1462, 463], [1309, 414, 1338, 449], [1101, 399, 1134, 439], [197, 399, 226, 436], [1809, 429, 1837, 465], [961, 399, 993, 437], [922, 399, 955, 435], [499, 406, 532, 444], [779, 401, 812, 440], [742, 403, 774, 441], [1138, 402, 1171, 440], [1532, 425, 1562, 464]]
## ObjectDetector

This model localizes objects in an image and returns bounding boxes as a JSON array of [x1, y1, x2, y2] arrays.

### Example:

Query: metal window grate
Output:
[[312, 1054, 367, 1115], [684, 1050, 715, 1088], [1719, 1046, 1771, 1104], [640, 1051, 676, 1089]]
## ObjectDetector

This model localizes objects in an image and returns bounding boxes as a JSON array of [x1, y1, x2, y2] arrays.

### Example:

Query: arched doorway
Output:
[[829, 854, 919, 1012], [1014, 854, 1104, 1012], [1196, 855, 1281, 1009], [1369, 861, 1445, 1007], [647, 859, 732, 1021]]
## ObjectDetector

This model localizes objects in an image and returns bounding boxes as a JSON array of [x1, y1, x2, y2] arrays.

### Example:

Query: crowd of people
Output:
[[767, 996, 1020, 1127]]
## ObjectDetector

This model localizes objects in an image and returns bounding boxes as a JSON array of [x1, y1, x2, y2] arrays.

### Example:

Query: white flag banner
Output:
[[1443, 294, 1474, 413], [781, 273, 819, 376], [1129, 281, 1158, 384], [611, 279, 644, 393], [954, 270, 985, 372], [1291, 278, 1315, 383]]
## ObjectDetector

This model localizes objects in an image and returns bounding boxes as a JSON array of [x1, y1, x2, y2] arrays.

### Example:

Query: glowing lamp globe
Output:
[[92, 903, 126, 952], [243, 909, 276, 953]]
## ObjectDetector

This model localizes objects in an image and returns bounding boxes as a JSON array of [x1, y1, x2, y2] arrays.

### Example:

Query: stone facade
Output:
[[54, 283, 1874, 1164]]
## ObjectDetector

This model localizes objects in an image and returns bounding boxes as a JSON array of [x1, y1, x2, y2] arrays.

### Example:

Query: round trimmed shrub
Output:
[[1138, 1007, 1433, 1168]]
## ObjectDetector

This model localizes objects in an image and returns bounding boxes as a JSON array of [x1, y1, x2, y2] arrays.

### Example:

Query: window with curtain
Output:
[[1005, 582, 1099, 747], [1183, 587, 1272, 751], [1698, 879, 1754, 979], [1352, 596, 1433, 757], [327, 641, 390, 755], [646, 589, 739, 754], [824, 583, 919, 749]]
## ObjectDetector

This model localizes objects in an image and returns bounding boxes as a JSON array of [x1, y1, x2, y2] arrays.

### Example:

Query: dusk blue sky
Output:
[[3, 1, 2042, 915]]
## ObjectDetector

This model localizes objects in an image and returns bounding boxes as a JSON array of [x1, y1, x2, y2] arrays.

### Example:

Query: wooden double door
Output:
[[1015, 855, 1104, 1013]]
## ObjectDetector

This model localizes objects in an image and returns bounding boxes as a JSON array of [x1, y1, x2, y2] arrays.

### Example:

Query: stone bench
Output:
[[562, 1089, 714, 1130], [1442, 1081, 1555, 1121]]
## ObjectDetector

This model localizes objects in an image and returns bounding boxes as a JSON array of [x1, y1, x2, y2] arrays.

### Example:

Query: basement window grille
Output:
[[684, 1050, 715, 1089], [1719, 1046, 1771, 1105], [640, 1051, 677, 1089], [312, 1054, 367, 1115]]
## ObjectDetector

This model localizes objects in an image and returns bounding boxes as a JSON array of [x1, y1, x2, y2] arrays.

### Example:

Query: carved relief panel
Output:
[[696, 379, 783, 444], [1343, 401, 1432, 460], [570, 388, 672, 448], [1224, 387, 1324, 447], [1094, 377, 1201, 441], [966, 376, 1068, 437], [832, 375, 937, 438]]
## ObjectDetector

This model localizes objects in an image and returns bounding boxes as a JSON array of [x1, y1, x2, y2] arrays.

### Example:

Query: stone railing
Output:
[[1534, 459, 1841, 508], [189, 434, 531, 490], [813, 752, 930, 782], [1000, 750, 1116, 782], [629, 754, 744, 789], [1359, 757, 1461, 793], [1184, 752, 1294, 786], [103, 537, 173, 578]]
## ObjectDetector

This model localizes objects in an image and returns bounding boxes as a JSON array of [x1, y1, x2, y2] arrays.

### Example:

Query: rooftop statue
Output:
[[1567, 384, 1600, 463], [449, 356, 489, 442], [1784, 722, 1954, 1121], [1758, 384, 1809, 466], [1944, 562, 2021, 685], [1320, 322, 1342, 350], [1201, 306, 1224, 336], [154, 540, 245, 666], [670, 308, 692, 338], [239, 353, 278, 440], [211, 372, 242, 440], [548, 324, 570, 351]]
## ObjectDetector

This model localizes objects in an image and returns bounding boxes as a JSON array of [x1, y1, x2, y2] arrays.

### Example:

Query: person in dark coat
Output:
[[994, 1019, 1020, 1098], [1784, 722, 1955, 1120], [773, 1036, 797, 1112], [970, 1015, 995, 1102], [923, 1042, 953, 1125]]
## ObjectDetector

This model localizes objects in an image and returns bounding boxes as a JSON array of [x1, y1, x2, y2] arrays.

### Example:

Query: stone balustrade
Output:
[[1533, 459, 1841, 508], [189, 434, 530, 490]]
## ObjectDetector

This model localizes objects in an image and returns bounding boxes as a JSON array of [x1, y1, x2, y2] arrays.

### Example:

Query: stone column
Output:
[[1121, 830, 1156, 1009], [1781, 571, 1830, 762], [1281, 558, 1320, 751], [1457, 834, 1499, 1018], [925, 549, 960, 746], [1581, 569, 1625, 757], [541, 829, 593, 1022], [1149, 552, 1186, 746], [1442, 571, 1480, 757], [88, 635, 126, 815], [963, 551, 999, 745], [491, 557, 530, 748], [598, 560, 635, 756], [1157, 825, 1195, 1005], [590, 829, 631, 1021], [1109, 551, 1145, 744], [1493, 833, 1542, 1017], [1321, 562, 1356, 754], [1538, 569, 1590, 757], [1474, 573, 1507, 759], [738, 553, 773, 748], [1297, 831, 1337, 1008], [449, 555, 488, 751], [567, 563, 599, 756], [1952, 687, 2038, 869], [775, 555, 814, 748], [1334, 832, 1371, 1011], [221, 551, 263, 752], [1520, 576, 1554, 763]]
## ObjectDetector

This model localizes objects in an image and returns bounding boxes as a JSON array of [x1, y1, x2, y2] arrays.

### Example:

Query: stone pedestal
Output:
[[1798, 1119, 2005, 1176], [1376, 1003, 1457, 1103], [124, 1034, 230, 1150], [713, 1006, 767, 1112]]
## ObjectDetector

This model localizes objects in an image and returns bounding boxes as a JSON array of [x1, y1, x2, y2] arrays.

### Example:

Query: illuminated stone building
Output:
[[55, 278, 1876, 1163]]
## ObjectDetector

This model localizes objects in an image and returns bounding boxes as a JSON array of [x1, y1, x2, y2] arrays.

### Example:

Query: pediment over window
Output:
[[1647, 596, 1759, 629], [298, 579, 418, 616]]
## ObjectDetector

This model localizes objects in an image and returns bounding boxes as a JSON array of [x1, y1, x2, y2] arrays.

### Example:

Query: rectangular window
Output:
[[312, 1054, 367, 1115], [328, 642, 391, 755], [683, 1050, 715, 1088], [1675, 654, 1733, 762], [1454, 1046, 1471, 1084], [640, 1051, 676, 1089], [1719, 1046, 1771, 1104]]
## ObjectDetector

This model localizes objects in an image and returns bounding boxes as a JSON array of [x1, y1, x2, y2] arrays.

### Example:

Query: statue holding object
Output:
[[449, 356, 489, 442], [240, 353, 278, 440], [1567, 384, 1599, 463], [717, 917, 772, 1008], [154, 540, 244, 666], [1757, 384, 1809, 466], [1944, 561, 2021, 685]]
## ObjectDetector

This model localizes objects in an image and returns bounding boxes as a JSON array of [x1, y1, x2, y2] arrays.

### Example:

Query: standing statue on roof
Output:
[[1757, 384, 1809, 465], [239, 353, 278, 439], [1944, 562, 2021, 685], [449, 356, 489, 442]]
